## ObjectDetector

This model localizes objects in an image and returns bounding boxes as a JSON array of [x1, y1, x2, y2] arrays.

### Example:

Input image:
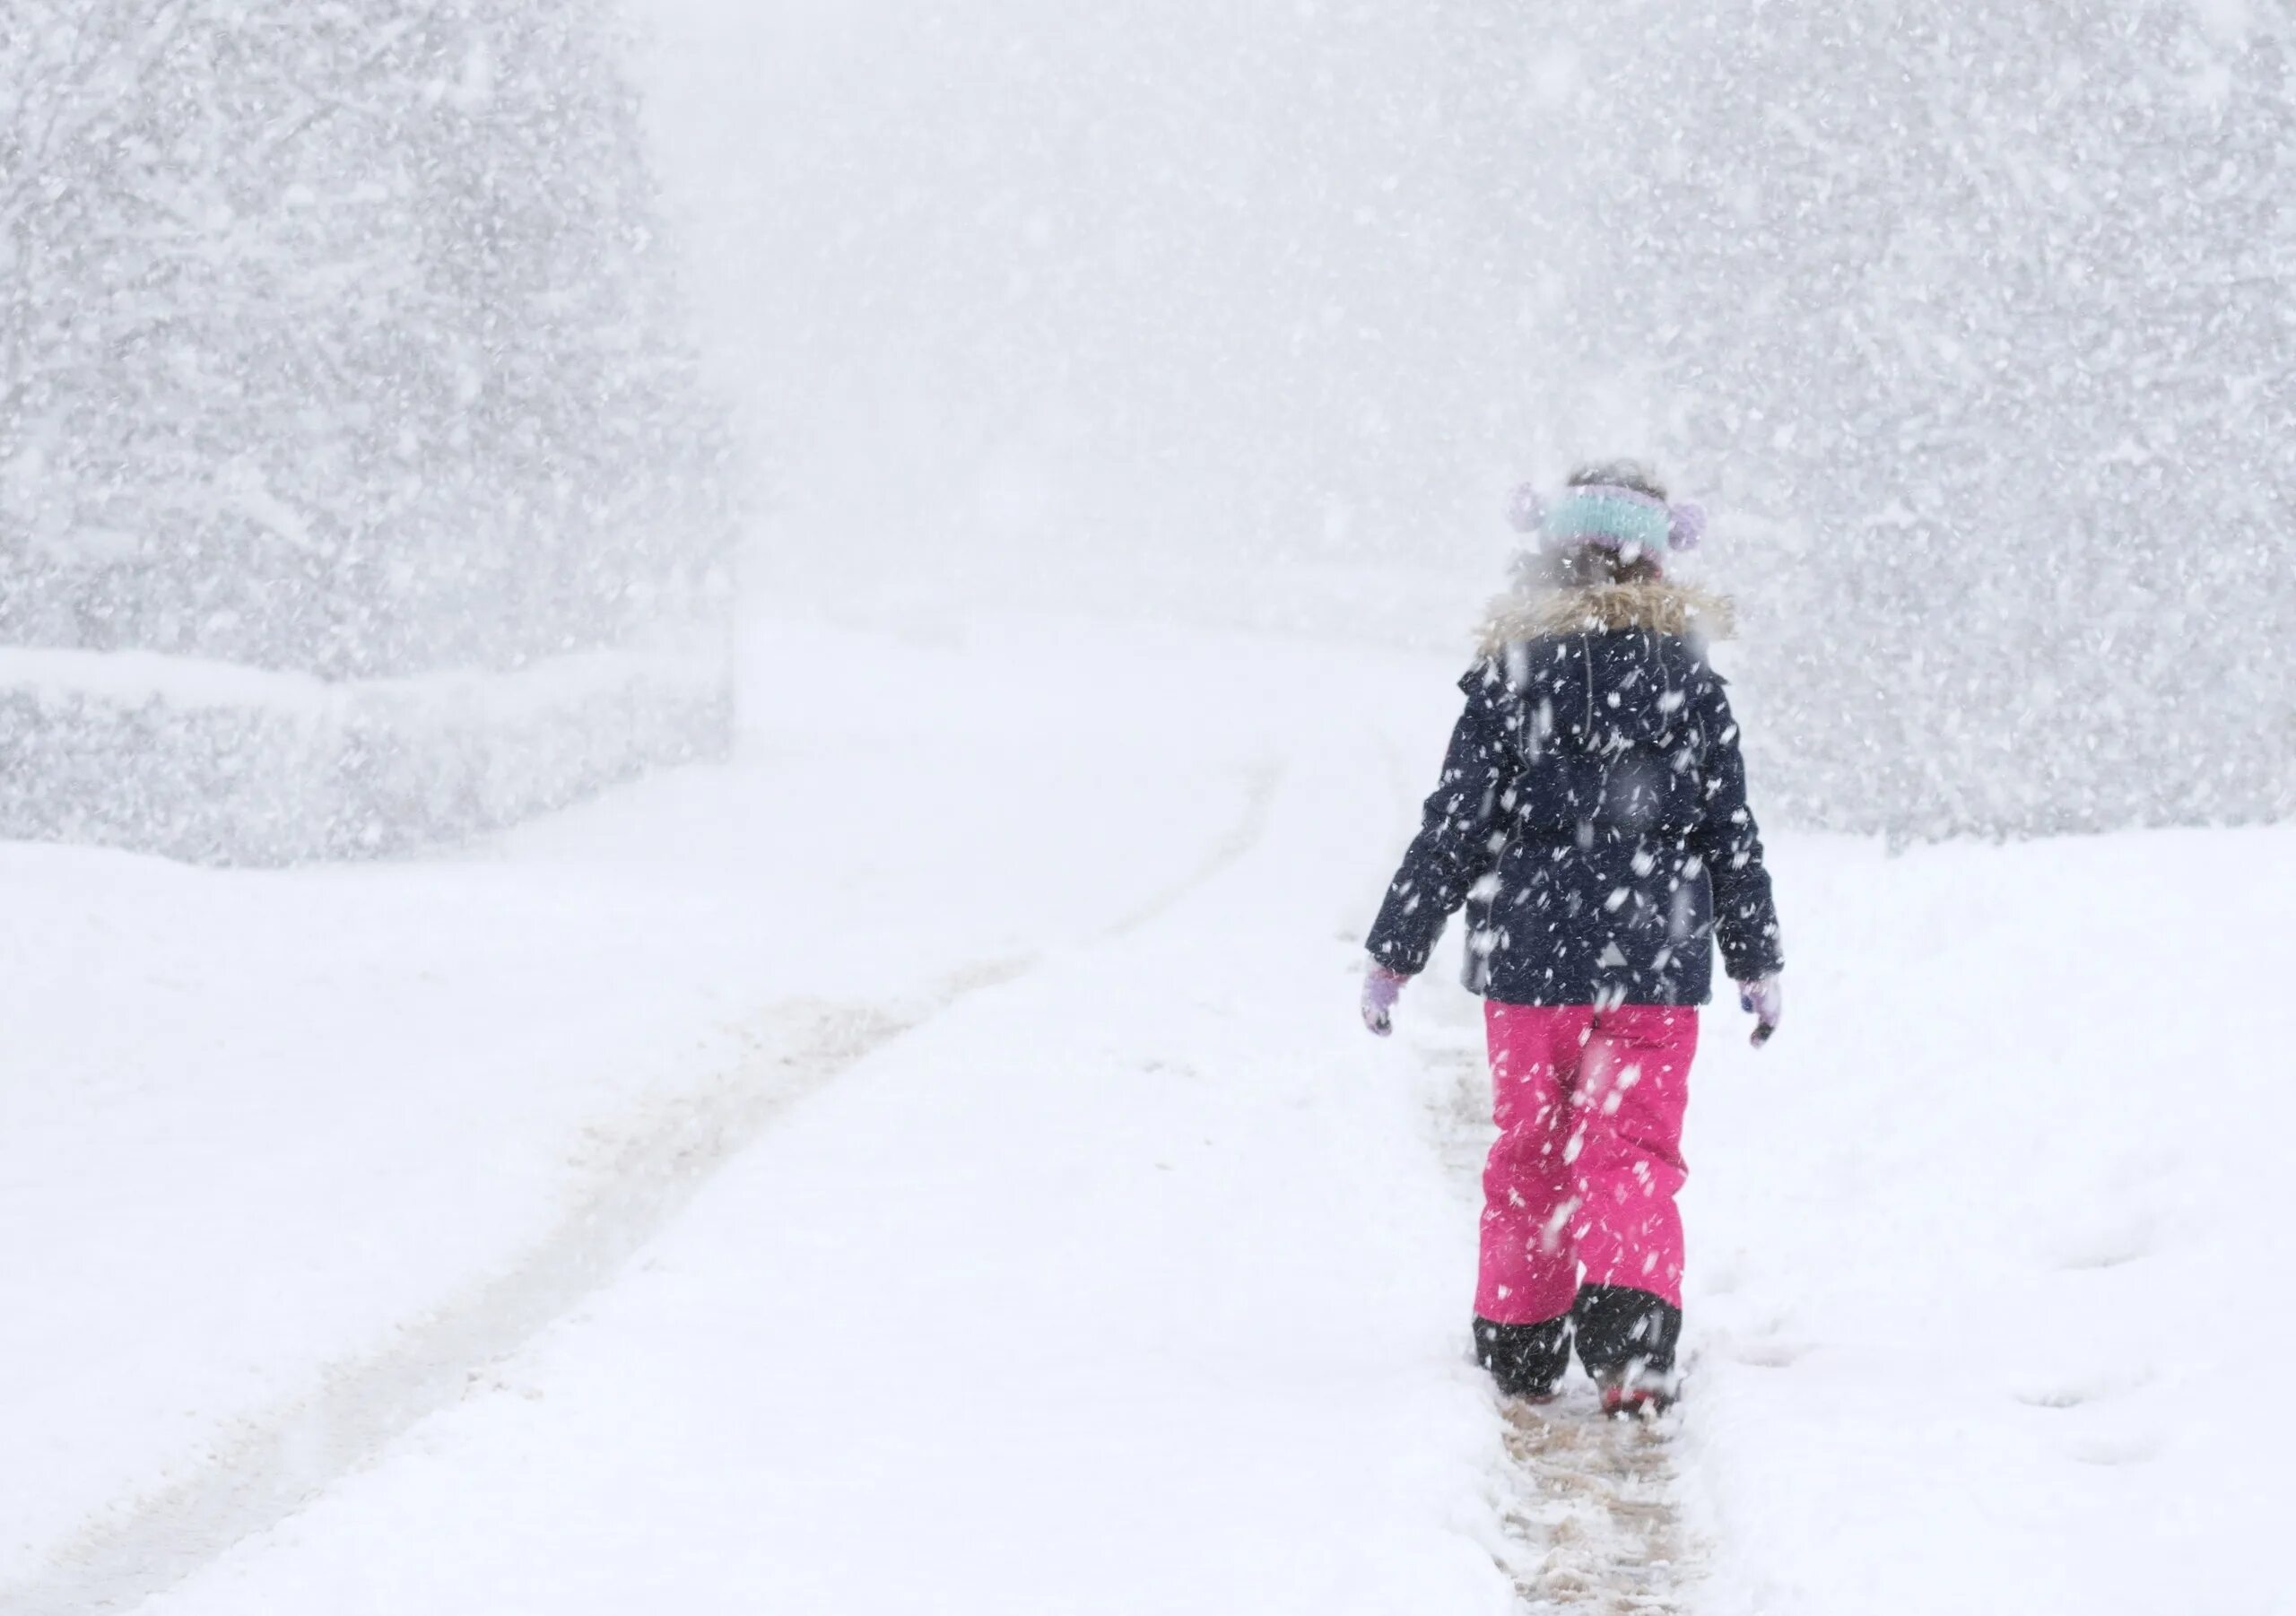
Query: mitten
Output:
[[1736, 976, 1783, 1047], [1361, 961, 1411, 1038]]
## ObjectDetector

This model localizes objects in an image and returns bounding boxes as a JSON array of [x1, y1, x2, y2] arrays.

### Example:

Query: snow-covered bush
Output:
[[0, 0, 732, 861]]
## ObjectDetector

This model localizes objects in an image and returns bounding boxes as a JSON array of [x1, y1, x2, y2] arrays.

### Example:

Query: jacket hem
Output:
[[1471, 985, 1716, 1010]]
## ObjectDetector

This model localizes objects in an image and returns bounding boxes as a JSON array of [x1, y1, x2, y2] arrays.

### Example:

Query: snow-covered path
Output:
[[7, 609, 2291, 1615], [13, 615, 1524, 1616]]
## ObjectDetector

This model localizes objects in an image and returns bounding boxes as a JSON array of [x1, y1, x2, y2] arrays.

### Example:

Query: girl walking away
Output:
[[1361, 461, 1784, 1418]]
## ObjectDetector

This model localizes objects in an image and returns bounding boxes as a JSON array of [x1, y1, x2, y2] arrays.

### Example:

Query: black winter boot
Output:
[[1572, 1285, 1682, 1414], [1474, 1315, 1571, 1401]]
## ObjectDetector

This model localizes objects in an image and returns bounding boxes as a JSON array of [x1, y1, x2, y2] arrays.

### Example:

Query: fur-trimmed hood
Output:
[[1476, 581, 1735, 656]]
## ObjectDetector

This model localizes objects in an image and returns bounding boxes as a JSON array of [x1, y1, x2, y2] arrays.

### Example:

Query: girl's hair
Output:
[[1538, 545, 1663, 589], [1531, 460, 1669, 588]]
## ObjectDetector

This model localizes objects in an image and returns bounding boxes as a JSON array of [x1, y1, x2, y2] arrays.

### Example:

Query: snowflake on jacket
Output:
[[1368, 580, 1783, 1008]]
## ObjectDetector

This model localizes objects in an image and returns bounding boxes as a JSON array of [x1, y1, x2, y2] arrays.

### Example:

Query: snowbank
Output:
[[0, 645, 730, 864]]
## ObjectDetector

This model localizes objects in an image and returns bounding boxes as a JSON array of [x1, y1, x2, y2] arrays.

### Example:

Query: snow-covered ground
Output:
[[1678, 827, 2296, 1616], [5, 601, 2287, 1614]]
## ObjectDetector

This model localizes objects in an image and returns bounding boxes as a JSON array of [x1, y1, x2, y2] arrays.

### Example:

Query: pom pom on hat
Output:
[[1506, 482, 1546, 534], [1667, 501, 1707, 552]]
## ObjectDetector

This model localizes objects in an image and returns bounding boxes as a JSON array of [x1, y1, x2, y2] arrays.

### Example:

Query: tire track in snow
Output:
[[7, 759, 1280, 1616]]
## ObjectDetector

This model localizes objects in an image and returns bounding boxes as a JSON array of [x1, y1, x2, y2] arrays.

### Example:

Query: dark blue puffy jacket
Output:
[[1367, 583, 1783, 1007]]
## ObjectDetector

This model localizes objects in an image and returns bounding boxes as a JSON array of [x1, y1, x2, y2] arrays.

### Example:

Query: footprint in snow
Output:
[[2065, 1429, 2164, 1467], [1716, 1335, 1811, 1369], [2013, 1363, 2155, 1411], [2042, 1212, 2155, 1272], [1707, 1316, 1808, 1368]]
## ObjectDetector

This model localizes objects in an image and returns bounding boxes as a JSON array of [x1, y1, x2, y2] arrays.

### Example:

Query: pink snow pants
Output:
[[1476, 1003, 1697, 1325]]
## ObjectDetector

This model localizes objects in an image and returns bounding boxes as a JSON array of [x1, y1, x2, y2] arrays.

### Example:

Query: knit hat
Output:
[[1507, 475, 1707, 563]]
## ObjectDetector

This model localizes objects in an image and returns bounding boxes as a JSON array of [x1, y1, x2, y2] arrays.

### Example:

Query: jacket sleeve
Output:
[[1691, 677, 1785, 983], [1365, 667, 1521, 977]]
